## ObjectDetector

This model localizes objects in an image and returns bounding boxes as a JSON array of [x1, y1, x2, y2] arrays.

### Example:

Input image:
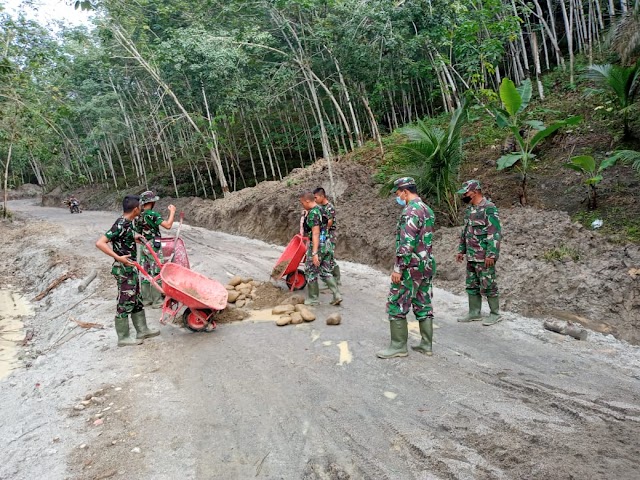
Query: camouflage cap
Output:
[[456, 179, 482, 195], [140, 190, 160, 205], [391, 177, 417, 192]]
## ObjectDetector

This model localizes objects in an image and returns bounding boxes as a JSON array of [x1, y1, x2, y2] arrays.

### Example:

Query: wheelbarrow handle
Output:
[[168, 212, 185, 264], [131, 261, 164, 293]]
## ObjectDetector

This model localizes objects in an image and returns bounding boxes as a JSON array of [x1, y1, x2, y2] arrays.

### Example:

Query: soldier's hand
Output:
[[456, 253, 464, 263], [312, 254, 320, 267], [485, 257, 495, 267], [134, 233, 144, 243], [120, 255, 135, 267], [168, 204, 176, 213], [391, 271, 401, 284]]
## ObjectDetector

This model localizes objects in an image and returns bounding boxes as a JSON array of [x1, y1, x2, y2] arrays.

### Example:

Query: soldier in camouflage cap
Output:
[[96, 195, 158, 346], [456, 179, 502, 325], [134, 190, 176, 308], [378, 177, 436, 359]]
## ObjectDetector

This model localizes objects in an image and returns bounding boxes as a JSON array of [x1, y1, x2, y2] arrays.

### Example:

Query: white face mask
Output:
[[396, 194, 406, 206]]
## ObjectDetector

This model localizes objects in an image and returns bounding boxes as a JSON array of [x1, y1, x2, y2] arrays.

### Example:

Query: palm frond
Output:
[[608, 150, 640, 174]]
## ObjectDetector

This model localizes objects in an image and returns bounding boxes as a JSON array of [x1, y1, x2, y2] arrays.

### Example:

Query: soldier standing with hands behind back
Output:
[[456, 179, 502, 326], [378, 177, 436, 359]]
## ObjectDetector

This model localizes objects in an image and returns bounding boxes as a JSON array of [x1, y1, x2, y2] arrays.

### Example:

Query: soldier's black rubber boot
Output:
[[140, 283, 153, 307], [483, 296, 502, 326], [377, 320, 409, 358], [131, 310, 160, 339], [304, 281, 320, 306], [332, 264, 341, 286], [324, 277, 342, 306], [411, 317, 433, 356], [457, 295, 482, 322], [115, 316, 143, 347]]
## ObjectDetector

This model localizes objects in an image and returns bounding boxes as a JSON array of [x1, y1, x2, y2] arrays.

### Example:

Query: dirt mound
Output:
[[249, 283, 291, 310], [435, 208, 640, 344], [1, 184, 43, 201]]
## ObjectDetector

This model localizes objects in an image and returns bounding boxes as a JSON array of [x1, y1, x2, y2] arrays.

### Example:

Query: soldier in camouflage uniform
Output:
[[456, 179, 502, 326], [299, 192, 342, 306], [95, 195, 160, 347], [313, 187, 341, 285], [378, 177, 436, 359], [134, 190, 176, 308]]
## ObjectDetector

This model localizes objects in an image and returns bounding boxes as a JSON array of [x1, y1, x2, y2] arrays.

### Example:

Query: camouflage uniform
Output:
[[105, 217, 143, 318], [386, 198, 436, 321], [303, 205, 333, 283], [318, 201, 337, 268], [458, 197, 501, 297], [134, 209, 164, 285]]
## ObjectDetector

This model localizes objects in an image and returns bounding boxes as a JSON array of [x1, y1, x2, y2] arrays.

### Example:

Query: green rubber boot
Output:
[[377, 320, 408, 359], [148, 284, 164, 309], [115, 316, 143, 347], [131, 310, 160, 339], [483, 296, 502, 326], [332, 264, 341, 286], [324, 277, 342, 306], [304, 280, 320, 306], [411, 317, 433, 355], [457, 294, 483, 322], [140, 283, 153, 307]]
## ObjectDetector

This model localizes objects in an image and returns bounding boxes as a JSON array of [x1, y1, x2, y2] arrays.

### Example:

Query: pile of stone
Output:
[[224, 275, 261, 308], [273, 302, 316, 326]]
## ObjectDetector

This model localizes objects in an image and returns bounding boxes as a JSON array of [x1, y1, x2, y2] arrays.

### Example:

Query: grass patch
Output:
[[572, 208, 640, 244], [543, 245, 581, 262]]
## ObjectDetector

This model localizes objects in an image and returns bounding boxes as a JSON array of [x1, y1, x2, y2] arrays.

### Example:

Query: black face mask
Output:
[[462, 195, 472, 204]]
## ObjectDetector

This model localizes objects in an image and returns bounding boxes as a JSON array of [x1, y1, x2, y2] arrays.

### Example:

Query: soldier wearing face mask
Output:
[[378, 177, 436, 359], [455, 179, 502, 326]]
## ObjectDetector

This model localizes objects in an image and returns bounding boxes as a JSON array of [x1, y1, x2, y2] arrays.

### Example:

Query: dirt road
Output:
[[1, 200, 640, 480]]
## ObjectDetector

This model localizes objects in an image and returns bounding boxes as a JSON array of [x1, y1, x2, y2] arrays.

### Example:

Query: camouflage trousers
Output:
[[386, 268, 433, 322], [112, 264, 143, 318], [305, 245, 334, 283], [465, 262, 498, 297], [139, 244, 163, 287]]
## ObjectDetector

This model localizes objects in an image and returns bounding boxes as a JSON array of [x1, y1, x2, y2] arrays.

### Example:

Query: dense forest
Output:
[[1, 0, 639, 204]]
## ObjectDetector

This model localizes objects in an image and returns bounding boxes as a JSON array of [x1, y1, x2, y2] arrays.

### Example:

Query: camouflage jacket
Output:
[[318, 202, 337, 233], [394, 198, 435, 276], [458, 198, 501, 262], [134, 209, 163, 241], [105, 217, 137, 258], [304, 205, 328, 251]]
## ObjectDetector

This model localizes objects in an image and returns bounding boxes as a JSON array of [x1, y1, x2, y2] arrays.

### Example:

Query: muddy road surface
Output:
[[1, 199, 640, 480]]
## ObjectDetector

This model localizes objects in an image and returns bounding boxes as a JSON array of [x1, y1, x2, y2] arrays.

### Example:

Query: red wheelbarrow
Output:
[[271, 234, 309, 291], [134, 239, 228, 332]]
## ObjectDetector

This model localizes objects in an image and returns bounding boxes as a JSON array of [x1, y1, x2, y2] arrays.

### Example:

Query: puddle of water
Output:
[[337, 341, 352, 366], [243, 308, 281, 323], [0, 289, 33, 380]]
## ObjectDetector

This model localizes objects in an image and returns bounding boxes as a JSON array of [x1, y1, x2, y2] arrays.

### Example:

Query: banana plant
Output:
[[493, 78, 582, 205], [563, 154, 618, 210]]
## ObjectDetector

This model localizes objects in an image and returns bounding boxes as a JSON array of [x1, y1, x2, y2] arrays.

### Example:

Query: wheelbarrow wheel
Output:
[[183, 308, 213, 332], [285, 269, 307, 291]]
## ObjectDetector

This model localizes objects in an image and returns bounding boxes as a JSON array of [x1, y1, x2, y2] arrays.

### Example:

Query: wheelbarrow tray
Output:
[[271, 234, 309, 279], [161, 263, 228, 311], [160, 237, 190, 269]]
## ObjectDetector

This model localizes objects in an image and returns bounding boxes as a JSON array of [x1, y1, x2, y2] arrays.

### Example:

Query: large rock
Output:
[[326, 313, 342, 325], [235, 282, 252, 291], [295, 305, 316, 322], [276, 316, 291, 326], [272, 304, 295, 315], [290, 312, 304, 324], [227, 290, 241, 303], [228, 276, 243, 287]]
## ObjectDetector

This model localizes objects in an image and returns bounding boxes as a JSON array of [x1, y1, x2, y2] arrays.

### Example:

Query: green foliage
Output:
[[543, 245, 581, 262], [563, 154, 619, 210], [607, 150, 640, 175], [587, 60, 640, 137], [384, 101, 468, 225], [493, 78, 582, 205]]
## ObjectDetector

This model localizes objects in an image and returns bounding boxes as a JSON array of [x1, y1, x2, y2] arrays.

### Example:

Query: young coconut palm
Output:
[[390, 101, 468, 225], [587, 60, 640, 138]]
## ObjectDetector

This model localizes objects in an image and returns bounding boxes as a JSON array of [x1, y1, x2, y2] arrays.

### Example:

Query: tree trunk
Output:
[[3, 142, 12, 218]]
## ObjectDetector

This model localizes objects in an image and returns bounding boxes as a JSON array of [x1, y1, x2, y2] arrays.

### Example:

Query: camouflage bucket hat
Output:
[[391, 176, 417, 192], [456, 179, 481, 195], [140, 190, 160, 205]]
